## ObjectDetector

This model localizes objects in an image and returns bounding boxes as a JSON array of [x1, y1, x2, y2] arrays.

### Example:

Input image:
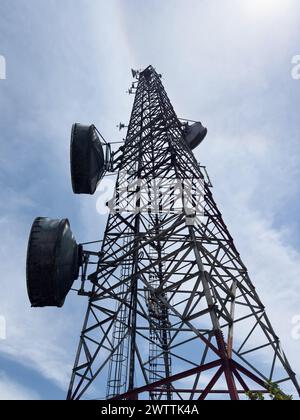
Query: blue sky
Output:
[[0, 0, 300, 399]]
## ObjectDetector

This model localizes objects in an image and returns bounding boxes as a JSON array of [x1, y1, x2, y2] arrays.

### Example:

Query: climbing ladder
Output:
[[106, 234, 132, 399], [146, 220, 172, 400]]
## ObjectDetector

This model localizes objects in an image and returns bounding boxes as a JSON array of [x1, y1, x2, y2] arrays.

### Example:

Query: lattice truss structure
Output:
[[67, 66, 300, 400]]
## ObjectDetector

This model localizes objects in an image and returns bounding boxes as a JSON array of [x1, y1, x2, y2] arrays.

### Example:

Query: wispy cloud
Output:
[[0, 372, 39, 400]]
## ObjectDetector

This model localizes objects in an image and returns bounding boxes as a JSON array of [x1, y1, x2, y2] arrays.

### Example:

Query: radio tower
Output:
[[27, 65, 299, 400]]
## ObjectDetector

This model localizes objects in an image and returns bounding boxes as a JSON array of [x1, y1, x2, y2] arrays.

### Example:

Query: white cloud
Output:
[[0, 0, 135, 395], [0, 372, 39, 400]]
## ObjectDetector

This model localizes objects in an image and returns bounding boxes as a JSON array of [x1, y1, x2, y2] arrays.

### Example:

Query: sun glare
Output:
[[242, 0, 292, 19]]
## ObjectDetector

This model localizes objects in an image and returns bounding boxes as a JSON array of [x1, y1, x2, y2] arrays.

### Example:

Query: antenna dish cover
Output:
[[71, 123, 105, 194], [26, 217, 79, 307], [185, 122, 207, 150]]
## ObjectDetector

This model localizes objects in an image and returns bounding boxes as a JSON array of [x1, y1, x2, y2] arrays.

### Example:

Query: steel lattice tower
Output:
[[67, 66, 300, 400]]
